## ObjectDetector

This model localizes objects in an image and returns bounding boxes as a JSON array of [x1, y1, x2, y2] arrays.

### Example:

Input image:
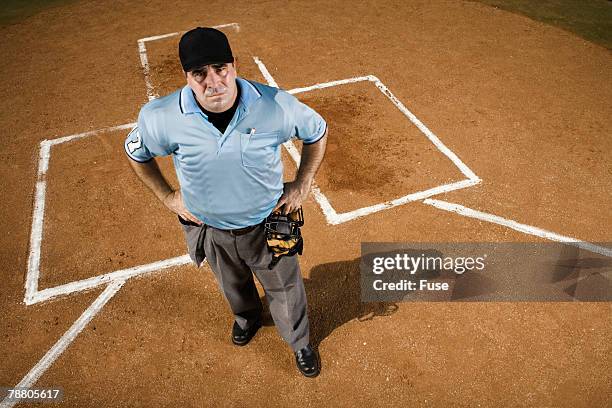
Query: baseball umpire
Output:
[[124, 27, 327, 377]]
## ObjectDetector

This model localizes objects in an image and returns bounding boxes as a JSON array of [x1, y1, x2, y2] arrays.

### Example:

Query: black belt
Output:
[[178, 215, 261, 236], [223, 224, 260, 236]]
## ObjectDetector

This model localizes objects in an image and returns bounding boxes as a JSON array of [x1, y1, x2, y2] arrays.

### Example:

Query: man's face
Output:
[[185, 62, 238, 113]]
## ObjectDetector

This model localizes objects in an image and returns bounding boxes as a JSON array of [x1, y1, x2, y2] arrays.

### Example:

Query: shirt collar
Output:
[[179, 77, 261, 116]]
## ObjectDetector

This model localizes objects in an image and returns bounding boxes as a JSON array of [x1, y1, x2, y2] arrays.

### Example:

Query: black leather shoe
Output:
[[295, 344, 320, 378], [231, 320, 261, 346]]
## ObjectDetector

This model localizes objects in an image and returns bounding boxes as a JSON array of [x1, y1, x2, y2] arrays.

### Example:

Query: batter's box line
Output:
[[253, 57, 481, 225], [24, 122, 194, 306], [1, 280, 126, 408], [138, 22, 240, 101]]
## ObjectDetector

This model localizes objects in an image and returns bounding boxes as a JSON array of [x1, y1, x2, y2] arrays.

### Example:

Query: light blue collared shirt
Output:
[[125, 77, 326, 229]]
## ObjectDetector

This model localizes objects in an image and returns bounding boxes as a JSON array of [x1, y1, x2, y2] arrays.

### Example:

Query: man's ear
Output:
[[232, 58, 238, 73]]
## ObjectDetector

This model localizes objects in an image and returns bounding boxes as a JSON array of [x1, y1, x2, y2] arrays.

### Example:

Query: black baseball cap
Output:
[[179, 27, 234, 72]]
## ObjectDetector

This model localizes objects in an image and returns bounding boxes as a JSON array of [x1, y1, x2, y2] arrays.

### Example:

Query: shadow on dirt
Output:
[[303, 257, 399, 348]]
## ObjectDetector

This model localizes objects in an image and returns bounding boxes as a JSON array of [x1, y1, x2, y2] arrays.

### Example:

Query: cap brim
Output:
[[183, 56, 234, 71]]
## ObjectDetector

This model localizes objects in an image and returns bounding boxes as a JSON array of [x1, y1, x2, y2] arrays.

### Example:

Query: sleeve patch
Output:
[[126, 128, 143, 154]]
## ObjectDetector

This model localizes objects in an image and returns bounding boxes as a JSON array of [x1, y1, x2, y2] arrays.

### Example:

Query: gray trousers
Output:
[[180, 218, 310, 352]]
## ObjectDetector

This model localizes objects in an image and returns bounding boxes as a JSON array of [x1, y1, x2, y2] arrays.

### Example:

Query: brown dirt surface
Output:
[[0, 1, 610, 407]]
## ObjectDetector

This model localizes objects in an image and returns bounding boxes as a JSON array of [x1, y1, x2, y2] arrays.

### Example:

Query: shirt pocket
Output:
[[240, 131, 280, 168]]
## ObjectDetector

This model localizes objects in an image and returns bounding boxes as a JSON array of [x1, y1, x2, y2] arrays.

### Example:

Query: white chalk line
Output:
[[45, 122, 136, 146], [139, 23, 240, 101], [1, 280, 126, 408], [253, 56, 279, 88], [24, 125, 190, 305], [369, 76, 479, 182], [27, 255, 192, 305], [25, 180, 46, 300], [137, 22, 240, 43], [25, 123, 137, 304], [37, 141, 51, 175], [332, 179, 481, 225], [423, 199, 612, 258], [138, 40, 158, 101], [25, 142, 52, 300], [287, 76, 372, 94]]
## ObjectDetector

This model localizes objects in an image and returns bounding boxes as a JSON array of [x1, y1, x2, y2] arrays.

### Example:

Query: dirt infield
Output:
[[0, 0, 610, 407]]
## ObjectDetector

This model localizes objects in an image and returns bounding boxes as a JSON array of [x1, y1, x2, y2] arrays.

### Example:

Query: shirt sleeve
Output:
[[124, 109, 172, 162], [281, 93, 327, 145]]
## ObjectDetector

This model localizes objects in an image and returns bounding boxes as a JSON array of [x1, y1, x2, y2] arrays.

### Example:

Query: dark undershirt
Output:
[[196, 86, 241, 134]]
